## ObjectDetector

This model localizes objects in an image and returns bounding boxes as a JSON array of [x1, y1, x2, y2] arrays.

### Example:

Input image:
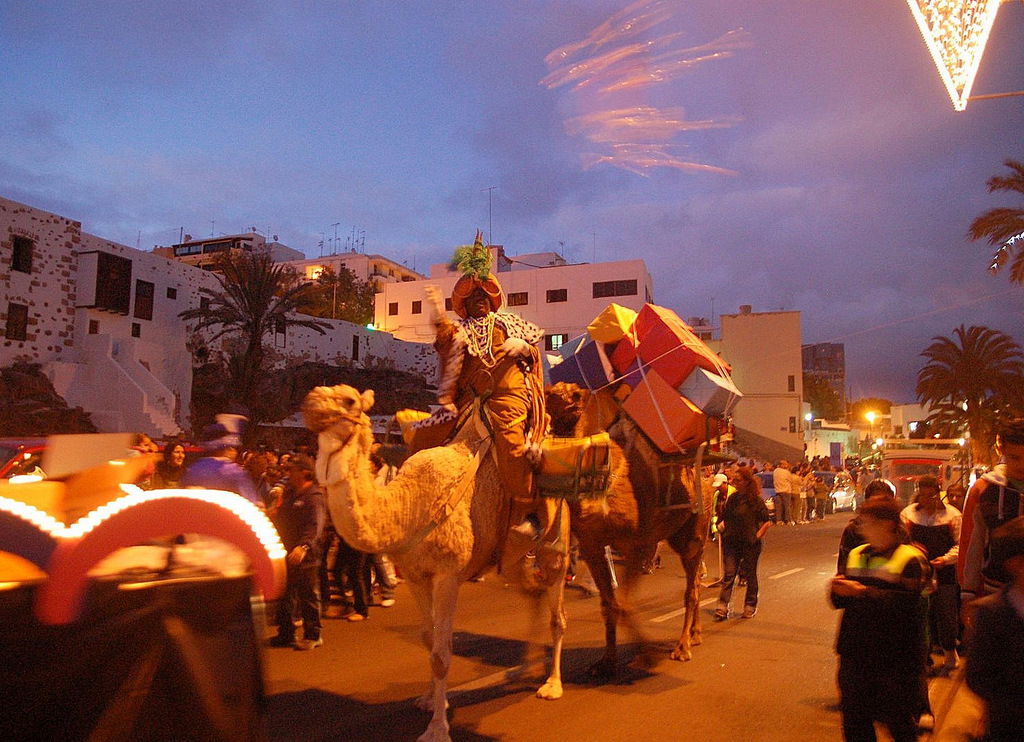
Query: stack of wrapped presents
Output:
[[547, 303, 741, 454]]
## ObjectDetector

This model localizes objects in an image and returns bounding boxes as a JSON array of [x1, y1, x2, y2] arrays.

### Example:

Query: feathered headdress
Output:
[[449, 230, 492, 280], [449, 230, 503, 318]]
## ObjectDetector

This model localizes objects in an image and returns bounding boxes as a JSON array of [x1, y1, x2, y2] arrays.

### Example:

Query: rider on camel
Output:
[[423, 231, 555, 542]]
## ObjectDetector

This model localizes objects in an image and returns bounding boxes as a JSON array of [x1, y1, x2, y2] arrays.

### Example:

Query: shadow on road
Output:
[[267, 687, 499, 742]]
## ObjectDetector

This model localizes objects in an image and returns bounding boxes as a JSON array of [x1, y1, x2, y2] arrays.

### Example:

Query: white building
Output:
[[709, 306, 805, 463], [1, 196, 435, 438], [373, 245, 654, 350], [288, 252, 424, 291]]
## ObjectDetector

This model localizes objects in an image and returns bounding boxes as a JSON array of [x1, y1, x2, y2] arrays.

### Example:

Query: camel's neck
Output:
[[318, 430, 408, 554]]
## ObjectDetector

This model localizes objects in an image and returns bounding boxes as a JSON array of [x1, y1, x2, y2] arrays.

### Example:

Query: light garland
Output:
[[905, 0, 1004, 111]]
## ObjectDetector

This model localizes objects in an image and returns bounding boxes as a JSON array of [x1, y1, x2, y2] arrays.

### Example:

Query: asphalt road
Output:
[[263, 514, 857, 741]]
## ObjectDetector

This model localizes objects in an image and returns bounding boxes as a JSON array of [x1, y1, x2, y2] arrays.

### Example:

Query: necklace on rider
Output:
[[462, 313, 498, 368]]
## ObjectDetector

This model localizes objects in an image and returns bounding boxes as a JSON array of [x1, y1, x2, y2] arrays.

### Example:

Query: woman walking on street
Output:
[[715, 466, 773, 620]]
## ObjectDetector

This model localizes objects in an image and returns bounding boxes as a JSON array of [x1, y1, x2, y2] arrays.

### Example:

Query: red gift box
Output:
[[632, 304, 730, 388], [621, 370, 711, 453]]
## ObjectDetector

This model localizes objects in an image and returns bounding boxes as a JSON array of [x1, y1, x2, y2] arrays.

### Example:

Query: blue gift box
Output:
[[549, 336, 615, 391]]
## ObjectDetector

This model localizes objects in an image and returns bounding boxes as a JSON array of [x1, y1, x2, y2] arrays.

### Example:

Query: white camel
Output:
[[302, 384, 569, 742]]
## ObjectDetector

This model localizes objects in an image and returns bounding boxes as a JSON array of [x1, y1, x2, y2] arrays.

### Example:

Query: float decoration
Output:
[[0, 452, 286, 624]]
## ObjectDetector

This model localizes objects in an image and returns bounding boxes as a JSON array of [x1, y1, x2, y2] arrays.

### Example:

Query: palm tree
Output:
[[916, 325, 1024, 466], [179, 250, 329, 419], [968, 159, 1024, 284]]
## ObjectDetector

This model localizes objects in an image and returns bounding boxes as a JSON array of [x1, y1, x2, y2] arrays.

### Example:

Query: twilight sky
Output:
[[2, 1, 1022, 403]]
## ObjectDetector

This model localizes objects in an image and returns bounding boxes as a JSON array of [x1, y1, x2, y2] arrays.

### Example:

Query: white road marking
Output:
[[769, 567, 805, 580], [651, 597, 716, 623]]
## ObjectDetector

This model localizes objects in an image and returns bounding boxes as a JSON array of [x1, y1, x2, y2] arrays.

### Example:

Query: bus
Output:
[[880, 438, 965, 505]]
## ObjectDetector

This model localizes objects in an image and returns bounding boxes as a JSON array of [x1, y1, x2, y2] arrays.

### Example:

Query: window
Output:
[[351, 335, 360, 362], [507, 292, 528, 307], [411, 300, 422, 315], [388, 302, 399, 316], [200, 297, 211, 310], [166, 287, 177, 299], [131, 322, 141, 338], [11, 236, 33, 273], [5, 303, 28, 341], [445, 298, 453, 312], [95, 252, 132, 314], [787, 374, 795, 392], [88, 319, 99, 335], [134, 280, 154, 321], [789, 416, 797, 433], [546, 289, 567, 303], [545, 333, 569, 351], [273, 315, 286, 347], [592, 279, 637, 298]]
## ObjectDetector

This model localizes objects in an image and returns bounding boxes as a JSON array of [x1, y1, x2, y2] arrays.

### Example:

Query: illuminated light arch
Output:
[[0, 495, 62, 571], [905, 0, 1005, 111], [36, 489, 286, 625]]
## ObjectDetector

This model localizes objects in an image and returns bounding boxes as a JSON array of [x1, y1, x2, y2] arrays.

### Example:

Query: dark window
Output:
[[11, 236, 33, 273], [166, 287, 177, 299], [445, 298, 453, 312], [273, 316, 286, 334], [789, 416, 797, 433], [5, 302, 28, 340], [131, 322, 141, 338], [134, 280, 154, 320], [388, 302, 399, 316], [411, 300, 422, 315], [787, 375, 795, 392], [544, 333, 569, 351], [88, 319, 99, 335], [507, 292, 528, 307], [592, 279, 638, 299], [546, 289, 567, 303], [351, 335, 360, 362], [200, 297, 211, 310], [95, 252, 132, 314]]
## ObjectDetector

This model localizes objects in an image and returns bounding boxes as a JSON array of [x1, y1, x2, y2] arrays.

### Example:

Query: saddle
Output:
[[536, 433, 612, 501]]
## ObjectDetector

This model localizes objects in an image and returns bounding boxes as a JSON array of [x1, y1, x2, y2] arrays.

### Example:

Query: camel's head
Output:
[[302, 385, 375, 442], [545, 382, 589, 437]]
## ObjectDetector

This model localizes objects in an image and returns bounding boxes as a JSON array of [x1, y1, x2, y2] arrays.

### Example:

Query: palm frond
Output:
[[448, 230, 491, 280]]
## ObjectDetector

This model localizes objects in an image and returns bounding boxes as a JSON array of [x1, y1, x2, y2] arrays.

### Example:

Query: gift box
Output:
[[678, 367, 742, 417], [621, 371, 710, 453], [631, 304, 730, 388], [549, 336, 615, 391], [587, 303, 638, 344]]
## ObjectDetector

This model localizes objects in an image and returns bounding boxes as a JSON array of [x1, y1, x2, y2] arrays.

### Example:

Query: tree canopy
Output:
[[916, 324, 1024, 466], [968, 159, 1024, 284]]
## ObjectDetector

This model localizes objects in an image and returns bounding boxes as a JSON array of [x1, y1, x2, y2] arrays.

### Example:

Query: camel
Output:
[[302, 384, 569, 742], [545, 382, 712, 674]]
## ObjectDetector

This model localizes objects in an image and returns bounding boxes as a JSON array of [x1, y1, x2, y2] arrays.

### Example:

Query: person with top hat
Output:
[[420, 231, 553, 542]]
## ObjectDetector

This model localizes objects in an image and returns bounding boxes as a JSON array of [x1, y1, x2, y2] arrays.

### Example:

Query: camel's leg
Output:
[[535, 511, 568, 700], [667, 528, 705, 662], [579, 545, 621, 677], [417, 574, 460, 742], [617, 552, 658, 670], [407, 578, 439, 711]]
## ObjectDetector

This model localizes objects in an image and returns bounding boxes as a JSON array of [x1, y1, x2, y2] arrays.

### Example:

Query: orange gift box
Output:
[[621, 370, 711, 453]]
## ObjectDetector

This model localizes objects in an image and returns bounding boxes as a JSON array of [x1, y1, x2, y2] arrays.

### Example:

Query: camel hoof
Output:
[[669, 647, 693, 662], [536, 679, 563, 700], [586, 657, 617, 679], [416, 718, 452, 742]]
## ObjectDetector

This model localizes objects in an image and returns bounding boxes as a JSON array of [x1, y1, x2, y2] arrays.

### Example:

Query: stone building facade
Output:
[[1, 196, 435, 438]]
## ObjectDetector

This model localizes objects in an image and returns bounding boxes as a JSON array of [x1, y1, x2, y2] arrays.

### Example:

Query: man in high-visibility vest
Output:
[[830, 498, 930, 742]]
